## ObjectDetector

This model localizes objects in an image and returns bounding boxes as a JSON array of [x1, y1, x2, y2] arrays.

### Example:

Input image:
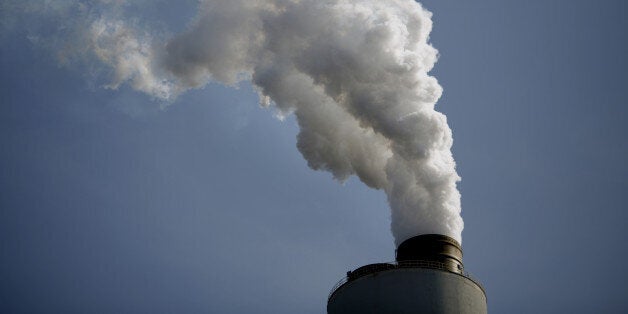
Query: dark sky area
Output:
[[1, 1, 627, 313]]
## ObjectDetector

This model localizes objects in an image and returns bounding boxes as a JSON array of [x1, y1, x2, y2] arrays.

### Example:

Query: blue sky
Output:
[[1, 1, 627, 313]]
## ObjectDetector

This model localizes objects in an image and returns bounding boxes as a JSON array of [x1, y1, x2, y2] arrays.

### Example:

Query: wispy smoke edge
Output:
[[2, 0, 463, 244]]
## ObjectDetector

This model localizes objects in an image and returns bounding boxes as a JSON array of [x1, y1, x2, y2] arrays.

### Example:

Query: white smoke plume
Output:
[[3, 0, 463, 245]]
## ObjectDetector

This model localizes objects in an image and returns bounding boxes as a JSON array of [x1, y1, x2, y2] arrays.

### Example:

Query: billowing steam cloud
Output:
[[3, 0, 463, 244]]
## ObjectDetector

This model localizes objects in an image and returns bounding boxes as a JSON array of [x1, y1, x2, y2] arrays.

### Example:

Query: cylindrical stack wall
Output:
[[327, 234, 487, 314], [327, 267, 486, 314]]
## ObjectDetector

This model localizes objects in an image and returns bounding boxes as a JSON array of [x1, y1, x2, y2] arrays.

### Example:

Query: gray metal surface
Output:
[[396, 234, 464, 273], [327, 267, 487, 314]]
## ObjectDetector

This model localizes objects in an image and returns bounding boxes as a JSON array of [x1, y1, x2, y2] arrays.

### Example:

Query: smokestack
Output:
[[328, 234, 486, 314], [5, 2, 482, 310], [396, 234, 463, 273]]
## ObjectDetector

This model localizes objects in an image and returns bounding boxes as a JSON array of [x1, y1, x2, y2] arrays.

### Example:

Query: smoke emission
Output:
[[3, 0, 463, 244]]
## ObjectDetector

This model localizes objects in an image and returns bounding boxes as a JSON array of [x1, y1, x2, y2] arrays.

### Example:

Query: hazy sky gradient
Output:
[[1, 1, 627, 313]]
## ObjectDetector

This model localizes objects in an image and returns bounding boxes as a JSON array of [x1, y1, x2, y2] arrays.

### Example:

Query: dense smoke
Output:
[[3, 0, 463, 244]]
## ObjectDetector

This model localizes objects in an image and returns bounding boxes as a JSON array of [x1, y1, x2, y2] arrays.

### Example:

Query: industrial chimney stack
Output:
[[327, 234, 487, 314]]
